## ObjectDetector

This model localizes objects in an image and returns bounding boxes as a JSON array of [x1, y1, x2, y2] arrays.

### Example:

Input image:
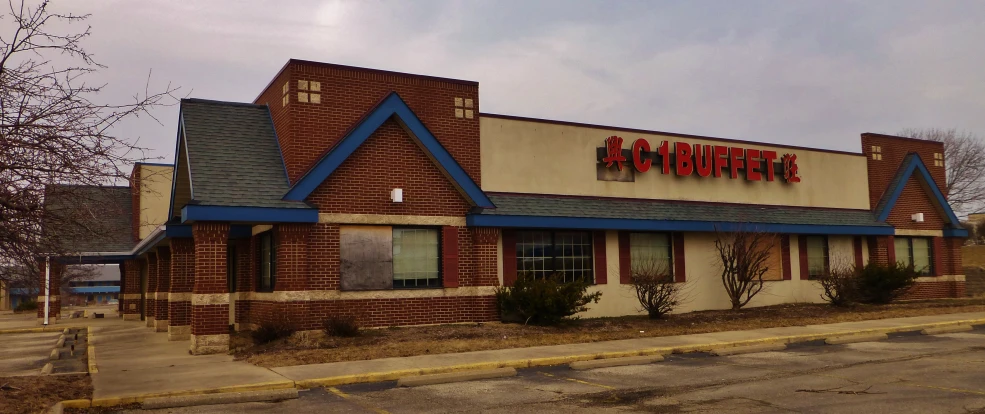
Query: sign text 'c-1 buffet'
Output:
[[598, 136, 801, 184]]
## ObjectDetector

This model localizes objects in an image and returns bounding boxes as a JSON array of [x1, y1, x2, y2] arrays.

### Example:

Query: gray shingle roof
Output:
[[478, 193, 889, 228], [180, 99, 309, 209], [43, 185, 135, 253]]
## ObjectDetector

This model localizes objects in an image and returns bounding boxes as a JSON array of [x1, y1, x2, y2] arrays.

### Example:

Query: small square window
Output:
[[464, 109, 474, 119], [298, 92, 309, 103], [298, 80, 309, 91], [454, 97, 463, 107], [455, 108, 464, 118], [310, 93, 321, 104], [871, 146, 882, 153], [464, 98, 473, 108], [282, 82, 289, 95], [309, 81, 321, 92], [934, 152, 943, 160], [282, 95, 289, 107], [872, 153, 882, 161]]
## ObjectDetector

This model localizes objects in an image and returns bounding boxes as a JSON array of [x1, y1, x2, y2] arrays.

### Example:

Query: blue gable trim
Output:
[[283, 93, 494, 208], [875, 154, 961, 228], [467, 214, 895, 236], [943, 227, 970, 238], [181, 205, 318, 224]]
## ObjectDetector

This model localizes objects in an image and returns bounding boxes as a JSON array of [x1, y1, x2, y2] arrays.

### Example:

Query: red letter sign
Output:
[[746, 149, 761, 181], [675, 142, 693, 176], [713, 145, 728, 177], [602, 136, 627, 171], [782, 154, 801, 183], [632, 138, 651, 173], [763, 150, 777, 181], [694, 144, 712, 177], [728, 147, 744, 179], [658, 140, 671, 174]]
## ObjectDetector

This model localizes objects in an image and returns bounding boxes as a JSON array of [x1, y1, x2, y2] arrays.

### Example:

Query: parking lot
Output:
[[135, 326, 985, 414]]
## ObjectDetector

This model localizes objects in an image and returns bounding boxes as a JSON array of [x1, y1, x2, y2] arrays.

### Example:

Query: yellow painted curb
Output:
[[87, 326, 98, 374], [60, 399, 92, 409], [293, 317, 985, 389], [0, 325, 85, 335], [88, 380, 298, 407]]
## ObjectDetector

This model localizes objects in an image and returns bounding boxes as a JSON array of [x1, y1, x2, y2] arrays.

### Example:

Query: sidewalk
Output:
[[84, 311, 985, 401]]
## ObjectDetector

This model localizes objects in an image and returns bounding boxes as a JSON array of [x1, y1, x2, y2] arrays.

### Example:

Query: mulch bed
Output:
[[0, 374, 91, 414]]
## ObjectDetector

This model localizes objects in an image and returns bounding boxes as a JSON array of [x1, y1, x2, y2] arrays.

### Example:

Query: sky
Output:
[[37, 0, 985, 163]]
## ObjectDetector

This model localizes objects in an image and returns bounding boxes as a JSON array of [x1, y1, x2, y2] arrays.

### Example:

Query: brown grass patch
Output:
[[238, 298, 985, 368], [0, 374, 91, 414]]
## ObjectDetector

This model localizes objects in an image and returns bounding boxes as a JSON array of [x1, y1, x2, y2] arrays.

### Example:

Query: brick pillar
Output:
[[470, 228, 500, 287], [168, 238, 194, 341], [117, 263, 124, 315], [122, 259, 142, 321], [36, 258, 63, 324], [233, 238, 251, 330], [867, 236, 893, 266], [191, 222, 230, 355], [154, 247, 171, 332], [145, 252, 158, 328], [274, 224, 311, 329]]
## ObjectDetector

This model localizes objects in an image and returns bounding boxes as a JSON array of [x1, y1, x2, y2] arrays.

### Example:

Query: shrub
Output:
[[495, 272, 602, 326], [818, 264, 860, 307], [14, 300, 38, 312], [855, 262, 917, 304], [323, 314, 361, 337], [251, 314, 297, 345], [630, 257, 685, 319]]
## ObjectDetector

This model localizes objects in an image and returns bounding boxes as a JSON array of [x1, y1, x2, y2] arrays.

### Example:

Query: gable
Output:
[[283, 93, 492, 208], [885, 176, 948, 230], [306, 118, 471, 216]]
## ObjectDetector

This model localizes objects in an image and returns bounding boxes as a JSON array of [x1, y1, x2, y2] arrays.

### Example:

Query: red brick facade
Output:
[[145, 252, 158, 321], [155, 247, 171, 328], [36, 259, 63, 321], [192, 223, 230, 337], [122, 259, 142, 319], [169, 238, 194, 332]]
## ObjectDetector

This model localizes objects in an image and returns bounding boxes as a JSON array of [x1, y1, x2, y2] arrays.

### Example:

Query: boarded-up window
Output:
[[340, 226, 393, 291], [762, 239, 784, 281]]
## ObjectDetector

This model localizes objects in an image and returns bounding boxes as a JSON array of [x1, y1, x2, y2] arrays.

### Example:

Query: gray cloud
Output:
[[41, 0, 985, 162]]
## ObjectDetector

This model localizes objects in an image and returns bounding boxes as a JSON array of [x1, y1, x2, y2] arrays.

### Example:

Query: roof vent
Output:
[[911, 213, 925, 223]]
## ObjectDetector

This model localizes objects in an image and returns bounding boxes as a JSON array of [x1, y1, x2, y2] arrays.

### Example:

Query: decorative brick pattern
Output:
[[192, 223, 230, 341], [470, 227, 499, 287], [254, 61, 480, 186], [36, 259, 63, 320]]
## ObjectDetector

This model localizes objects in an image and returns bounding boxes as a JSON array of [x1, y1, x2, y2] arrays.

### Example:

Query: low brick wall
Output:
[[965, 266, 985, 298], [898, 280, 964, 300]]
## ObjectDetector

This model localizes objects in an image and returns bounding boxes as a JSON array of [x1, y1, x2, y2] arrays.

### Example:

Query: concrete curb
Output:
[[47, 401, 63, 414], [825, 333, 889, 345], [0, 326, 84, 335], [41, 362, 54, 375], [49, 348, 60, 360], [710, 343, 786, 356], [397, 368, 517, 387], [921, 325, 974, 335], [88, 380, 298, 407], [293, 317, 985, 389], [142, 388, 299, 409], [87, 326, 97, 374], [569, 355, 664, 370]]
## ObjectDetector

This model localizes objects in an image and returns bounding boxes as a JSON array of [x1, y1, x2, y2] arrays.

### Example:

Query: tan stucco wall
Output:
[[495, 231, 863, 318], [479, 117, 871, 209], [137, 164, 174, 239]]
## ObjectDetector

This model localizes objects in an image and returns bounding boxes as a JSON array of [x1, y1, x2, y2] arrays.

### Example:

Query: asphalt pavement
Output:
[[129, 326, 985, 413]]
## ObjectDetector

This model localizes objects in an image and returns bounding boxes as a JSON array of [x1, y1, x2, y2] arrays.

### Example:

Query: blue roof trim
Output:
[[467, 214, 895, 235], [54, 255, 132, 264], [181, 205, 318, 223], [70, 286, 121, 294], [283, 93, 494, 208], [943, 227, 969, 238], [875, 154, 961, 228]]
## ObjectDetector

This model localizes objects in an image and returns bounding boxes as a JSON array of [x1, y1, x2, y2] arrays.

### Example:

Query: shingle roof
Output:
[[180, 99, 309, 209], [477, 193, 889, 228], [43, 185, 135, 253]]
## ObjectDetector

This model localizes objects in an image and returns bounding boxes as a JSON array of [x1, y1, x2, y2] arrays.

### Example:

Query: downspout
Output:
[[43, 256, 50, 326]]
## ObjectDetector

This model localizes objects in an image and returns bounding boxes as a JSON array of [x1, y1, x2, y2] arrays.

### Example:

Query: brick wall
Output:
[[861, 133, 947, 211], [242, 296, 497, 330], [36, 260, 63, 320], [169, 238, 194, 329], [192, 223, 229, 337], [253, 60, 480, 186], [899, 281, 965, 300], [307, 224, 340, 290], [129, 166, 141, 243], [146, 252, 158, 320], [156, 247, 171, 323], [964, 267, 985, 297], [470, 228, 500, 287], [122, 259, 141, 318], [275, 224, 310, 291]]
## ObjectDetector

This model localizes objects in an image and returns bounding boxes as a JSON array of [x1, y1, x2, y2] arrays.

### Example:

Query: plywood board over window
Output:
[[762, 239, 784, 281], [340, 226, 394, 290]]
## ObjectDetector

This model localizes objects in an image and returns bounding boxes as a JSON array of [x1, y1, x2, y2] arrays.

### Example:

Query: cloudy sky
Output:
[[46, 0, 985, 162]]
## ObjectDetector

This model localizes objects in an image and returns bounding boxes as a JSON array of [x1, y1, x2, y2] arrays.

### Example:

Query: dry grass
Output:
[[238, 298, 985, 368], [0, 374, 91, 414]]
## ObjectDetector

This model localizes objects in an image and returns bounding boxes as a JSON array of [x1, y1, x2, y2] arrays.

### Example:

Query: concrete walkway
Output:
[[81, 311, 985, 400], [90, 322, 287, 399], [271, 311, 985, 385]]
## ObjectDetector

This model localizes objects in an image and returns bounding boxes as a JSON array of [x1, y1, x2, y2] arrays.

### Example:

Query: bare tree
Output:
[[0, 1, 177, 287], [714, 227, 778, 310], [897, 128, 985, 215], [630, 255, 687, 319], [816, 257, 858, 307]]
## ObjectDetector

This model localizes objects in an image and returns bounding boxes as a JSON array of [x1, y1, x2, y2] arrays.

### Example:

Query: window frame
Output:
[[515, 230, 595, 284], [256, 231, 276, 292], [391, 226, 442, 289], [805, 235, 829, 280], [895, 237, 933, 276], [628, 232, 674, 281]]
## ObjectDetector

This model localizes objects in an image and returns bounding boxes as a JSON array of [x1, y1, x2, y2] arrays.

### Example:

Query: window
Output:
[[516, 231, 593, 284], [629, 233, 673, 279], [895, 237, 932, 275], [257, 232, 275, 291], [392, 228, 440, 288], [805, 235, 829, 279]]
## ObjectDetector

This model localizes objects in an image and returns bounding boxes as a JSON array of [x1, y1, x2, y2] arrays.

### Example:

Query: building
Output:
[[64, 265, 121, 306], [37, 60, 968, 355]]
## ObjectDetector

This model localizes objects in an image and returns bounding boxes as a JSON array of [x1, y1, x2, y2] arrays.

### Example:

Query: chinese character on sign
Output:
[[782, 154, 801, 183], [602, 135, 627, 171]]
